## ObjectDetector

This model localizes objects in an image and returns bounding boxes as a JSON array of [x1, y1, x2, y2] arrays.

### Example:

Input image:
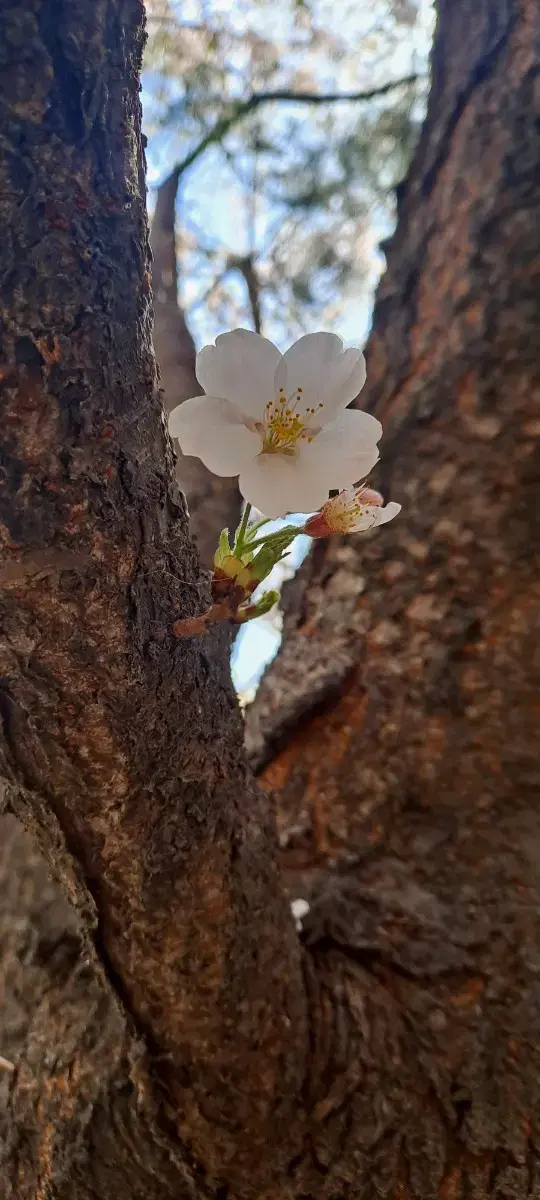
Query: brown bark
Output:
[[247, 0, 540, 1194], [150, 170, 240, 565], [2, 0, 540, 1198], [0, 3, 305, 1195]]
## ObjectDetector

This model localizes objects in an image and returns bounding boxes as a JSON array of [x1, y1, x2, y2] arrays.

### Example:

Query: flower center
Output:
[[328, 495, 360, 532], [259, 387, 324, 454]]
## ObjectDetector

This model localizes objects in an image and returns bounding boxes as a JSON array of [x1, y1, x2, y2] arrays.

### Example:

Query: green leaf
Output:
[[238, 589, 280, 622], [214, 527, 232, 568], [250, 528, 298, 581], [253, 589, 280, 615]]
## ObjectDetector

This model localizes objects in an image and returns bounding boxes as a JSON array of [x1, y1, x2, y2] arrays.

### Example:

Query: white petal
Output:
[[239, 453, 331, 517], [350, 500, 401, 532], [347, 509, 380, 532], [375, 501, 401, 526], [195, 329, 282, 420], [169, 395, 261, 476], [274, 333, 366, 425], [302, 409, 382, 489]]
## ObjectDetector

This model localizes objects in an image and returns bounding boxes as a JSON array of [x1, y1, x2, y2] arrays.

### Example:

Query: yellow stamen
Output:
[[260, 386, 320, 453]]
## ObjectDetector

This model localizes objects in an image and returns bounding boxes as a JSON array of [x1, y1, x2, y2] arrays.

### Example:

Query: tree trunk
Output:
[[247, 0, 540, 1193], [150, 171, 240, 565], [2, 1, 540, 1198], [0, 3, 305, 1195]]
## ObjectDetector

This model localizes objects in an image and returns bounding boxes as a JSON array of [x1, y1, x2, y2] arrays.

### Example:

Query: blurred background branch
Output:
[[160, 72, 422, 186]]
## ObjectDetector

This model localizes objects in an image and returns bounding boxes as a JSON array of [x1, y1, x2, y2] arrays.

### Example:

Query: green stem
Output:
[[244, 515, 273, 540], [246, 525, 299, 552], [234, 502, 252, 552]]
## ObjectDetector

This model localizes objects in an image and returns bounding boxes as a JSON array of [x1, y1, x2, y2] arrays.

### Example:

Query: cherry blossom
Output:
[[168, 328, 381, 517], [304, 486, 401, 537]]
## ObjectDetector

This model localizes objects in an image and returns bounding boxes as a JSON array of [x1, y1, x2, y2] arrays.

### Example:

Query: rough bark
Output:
[[150, 170, 240, 565], [247, 0, 540, 1194], [0, 3, 305, 1195], [2, 0, 540, 1198]]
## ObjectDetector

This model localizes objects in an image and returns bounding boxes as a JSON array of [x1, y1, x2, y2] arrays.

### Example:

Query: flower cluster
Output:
[[169, 329, 400, 634]]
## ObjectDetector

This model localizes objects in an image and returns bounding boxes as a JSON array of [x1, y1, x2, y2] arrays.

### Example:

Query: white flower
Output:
[[304, 486, 401, 537], [168, 329, 381, 518], [290, 898, 310, 931]]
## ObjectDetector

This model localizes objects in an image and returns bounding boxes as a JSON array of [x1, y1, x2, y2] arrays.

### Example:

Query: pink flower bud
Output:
[[355, 487, 383, 507], [304, 510, 334, 538]]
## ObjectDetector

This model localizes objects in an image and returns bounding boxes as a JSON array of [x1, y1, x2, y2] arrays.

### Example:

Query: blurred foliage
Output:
[[143, 0, 433, 346]]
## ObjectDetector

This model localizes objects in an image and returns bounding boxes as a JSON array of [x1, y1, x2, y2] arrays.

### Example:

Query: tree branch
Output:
[[228, 253, 263, 333], [150, 152, 241, 564], [163, 73, 422, 187]]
